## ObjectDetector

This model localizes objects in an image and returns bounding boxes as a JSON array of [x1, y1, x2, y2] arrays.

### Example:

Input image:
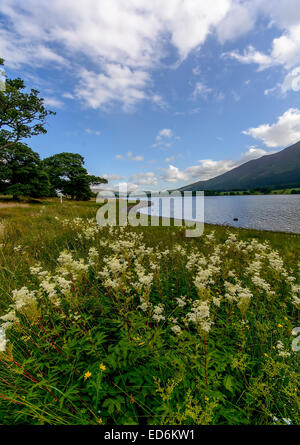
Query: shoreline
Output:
[[122, 198, 300, 236]]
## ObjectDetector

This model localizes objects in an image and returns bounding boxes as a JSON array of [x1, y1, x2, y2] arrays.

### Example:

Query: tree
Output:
[[0, 142, 50, 200], [0, 58, 55, 150], [43, 152, 107, 200]]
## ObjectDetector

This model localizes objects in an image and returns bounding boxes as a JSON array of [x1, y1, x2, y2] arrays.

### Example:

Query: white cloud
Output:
[[270, 24, 300, 69], [161, 165, 187, 183], [102, 174, 126, 181], [165, 156, 175, 163], [75, 65, 149, 111], [264, 86, 277, 96], [152, 94, 168, 110], [115, 152, 144, 162], [161, 147, 275, 183], [280, 67, 300, 93], [43, 97, 64, 108], [217, 2, 256, 43], [0, 27, 66, 69], [62, 92, 75, 100], [222, 45, 277, 71], [192, 82, 213, 98], [156, 129, 173, 140], [153, 128, 180, 148], [258, 1, 300, 69], [2, 1, 300, 110], [164, 153, 184, 163], [85, 128, 101, 136], [264, 66, 300, 95], [129, 172, 158, 186], [239, 146, 276, 162], [118, 182, 140, 193], [96, 181, 141, 193], [243, 108, 300, 147], [222, 2, 300, 72], [0, 0, 233, 110], [192, 66, 201, 76], [127, 152, 144, 162]]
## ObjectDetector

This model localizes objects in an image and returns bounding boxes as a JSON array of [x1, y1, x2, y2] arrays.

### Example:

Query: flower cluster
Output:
[[276, 340, 291, 358], [187, 300, 212, 333]]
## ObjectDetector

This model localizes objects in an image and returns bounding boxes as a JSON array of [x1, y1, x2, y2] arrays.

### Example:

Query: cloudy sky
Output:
[[1, 0, 300, 191]]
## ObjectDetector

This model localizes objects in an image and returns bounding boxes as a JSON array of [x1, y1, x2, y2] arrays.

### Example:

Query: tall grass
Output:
[[0, 200, 299, 425]]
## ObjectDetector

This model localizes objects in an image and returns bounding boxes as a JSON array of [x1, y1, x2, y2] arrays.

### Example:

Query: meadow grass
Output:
[[0, 199, 299, 425]]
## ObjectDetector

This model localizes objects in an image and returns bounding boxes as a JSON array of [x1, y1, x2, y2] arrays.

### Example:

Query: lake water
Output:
[[137, 195, 300, 234]]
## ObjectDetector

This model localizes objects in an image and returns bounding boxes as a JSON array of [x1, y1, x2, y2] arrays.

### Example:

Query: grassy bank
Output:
[[0, 200, 299, 425]]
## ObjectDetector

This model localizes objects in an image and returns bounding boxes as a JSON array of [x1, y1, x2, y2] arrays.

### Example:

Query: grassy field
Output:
[[0, 199, 299, 425]]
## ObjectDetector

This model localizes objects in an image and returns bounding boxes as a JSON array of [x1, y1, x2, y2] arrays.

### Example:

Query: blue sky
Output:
[[1, 0, 300, 191]]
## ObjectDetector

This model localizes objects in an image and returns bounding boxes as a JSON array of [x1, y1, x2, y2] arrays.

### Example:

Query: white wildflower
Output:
[[0, 310, 17, 330], [12, 287, 36, 310], [0, 327, 7, 352], [276, 340, 291, 358], [176, 296, 186, 308], [187, 300, 212, 332], [171, 325, 182, 335], [153, 304, 165, 322], [212, 296, 221, 307]]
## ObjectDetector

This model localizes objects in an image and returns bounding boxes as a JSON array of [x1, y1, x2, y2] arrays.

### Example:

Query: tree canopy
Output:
[[43, 152, 107, 200], [0, 58, 55, 150], [0, 142, 50, 200]]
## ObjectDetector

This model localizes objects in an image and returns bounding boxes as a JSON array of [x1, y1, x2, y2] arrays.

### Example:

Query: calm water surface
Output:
[[138, 195, 300, 233]]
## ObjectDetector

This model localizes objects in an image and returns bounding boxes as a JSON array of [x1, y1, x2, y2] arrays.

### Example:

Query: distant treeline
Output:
[[0, 143, 107, 201], [204, 187, 300, 196]]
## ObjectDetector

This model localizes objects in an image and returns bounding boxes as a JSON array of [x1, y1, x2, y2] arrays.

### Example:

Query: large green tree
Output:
[[0, 142, 50, 200], [43, 152, 107, 200], [0, 58, 55, 150]]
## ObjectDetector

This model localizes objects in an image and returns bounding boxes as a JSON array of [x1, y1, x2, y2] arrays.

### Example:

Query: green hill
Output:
[[178, 141, 300, 192]]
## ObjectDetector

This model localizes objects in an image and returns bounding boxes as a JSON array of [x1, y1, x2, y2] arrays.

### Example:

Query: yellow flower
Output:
[[99, 363, 106, 371], [84, 371, 92, 380], [284, 317, 288, 321], [97, 418, 103, 425], [278, 324, 283, 328], [204, 395, 209, 402], [264, 353, 269, 357]]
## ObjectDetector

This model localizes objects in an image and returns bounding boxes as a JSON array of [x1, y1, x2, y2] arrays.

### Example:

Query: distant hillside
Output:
[[178, 141, 300, 192]]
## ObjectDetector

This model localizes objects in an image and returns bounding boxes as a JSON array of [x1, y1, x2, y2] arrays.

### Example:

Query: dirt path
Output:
[[0, 203, 29, 208]]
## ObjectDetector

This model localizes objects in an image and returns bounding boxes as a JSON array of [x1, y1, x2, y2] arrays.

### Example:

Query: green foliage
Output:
[[0, 142, 50, 199], [0, 58, 55, 150], [43, 153, 107, 200], [0, 200, 299, 425]]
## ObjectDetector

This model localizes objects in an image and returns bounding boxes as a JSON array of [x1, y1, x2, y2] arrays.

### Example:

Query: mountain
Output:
[[178, 141, 300, 192]]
